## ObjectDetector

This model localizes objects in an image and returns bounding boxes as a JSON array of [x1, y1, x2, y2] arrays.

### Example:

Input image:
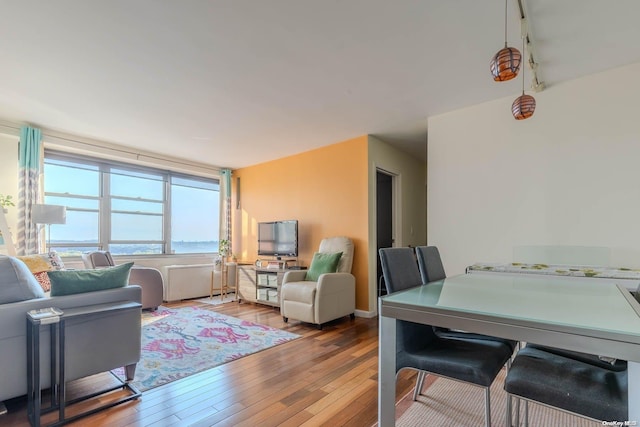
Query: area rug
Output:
[[114, 305, 300, 392], [392, 369, 600, 427]]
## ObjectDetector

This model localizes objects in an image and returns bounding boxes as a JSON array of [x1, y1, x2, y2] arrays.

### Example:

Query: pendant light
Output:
[[512, 37, 536, 120], [490, 0, 521, 82]]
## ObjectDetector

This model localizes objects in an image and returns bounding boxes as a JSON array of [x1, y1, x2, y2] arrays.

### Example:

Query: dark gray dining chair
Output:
[[379, 247, 514, 427], [415, 245, 447, 284], [504, 345, 628, 426], [413, 246, 518, 400]]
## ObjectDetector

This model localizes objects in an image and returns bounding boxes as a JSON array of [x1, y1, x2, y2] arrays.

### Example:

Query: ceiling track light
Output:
[[516, 0, 544, 92]]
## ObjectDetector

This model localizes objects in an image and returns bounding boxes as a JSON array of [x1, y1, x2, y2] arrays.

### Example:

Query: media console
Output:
[[237, 260, 305, 307]]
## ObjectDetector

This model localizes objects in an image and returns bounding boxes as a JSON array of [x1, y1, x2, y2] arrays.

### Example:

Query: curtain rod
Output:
[[0, 120, 224, 175]]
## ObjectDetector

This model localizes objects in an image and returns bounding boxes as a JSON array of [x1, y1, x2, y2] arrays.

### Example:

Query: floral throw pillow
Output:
[[15, 251, 65, 292]]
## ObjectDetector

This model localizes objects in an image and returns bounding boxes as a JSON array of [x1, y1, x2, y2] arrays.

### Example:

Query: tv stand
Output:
[[234, 259, 304, 307]]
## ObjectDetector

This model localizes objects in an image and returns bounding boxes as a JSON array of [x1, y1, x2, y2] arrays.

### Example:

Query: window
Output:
[[44, 151, 220, 256]]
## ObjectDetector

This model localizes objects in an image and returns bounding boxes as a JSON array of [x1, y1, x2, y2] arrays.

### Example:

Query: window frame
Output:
[[44, 150, 220, 256]]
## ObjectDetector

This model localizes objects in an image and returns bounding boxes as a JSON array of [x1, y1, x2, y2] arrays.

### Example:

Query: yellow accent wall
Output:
[[232, 136, 370, 310]]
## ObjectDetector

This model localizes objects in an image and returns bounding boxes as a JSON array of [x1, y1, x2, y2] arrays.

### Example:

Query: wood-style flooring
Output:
[[3, 299, 416, 426]]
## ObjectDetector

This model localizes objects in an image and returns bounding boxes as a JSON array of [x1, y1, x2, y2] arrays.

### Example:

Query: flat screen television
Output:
[[258, 220, 298, 258]]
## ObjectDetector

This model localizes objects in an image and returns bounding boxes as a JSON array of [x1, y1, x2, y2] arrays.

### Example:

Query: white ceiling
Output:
[[1, 1, 640, 169]]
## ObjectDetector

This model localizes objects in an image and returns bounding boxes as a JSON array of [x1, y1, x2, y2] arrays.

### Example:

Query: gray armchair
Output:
[[280, 236, 356, 329], [82, 251, 163, 311]]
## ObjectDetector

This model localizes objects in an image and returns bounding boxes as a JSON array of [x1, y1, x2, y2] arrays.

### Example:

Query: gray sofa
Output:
[[0, 255, 142, 404]]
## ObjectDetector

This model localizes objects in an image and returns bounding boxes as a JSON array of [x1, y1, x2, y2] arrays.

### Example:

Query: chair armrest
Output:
[[129, 266, 163, 286], [283, 270, 308, 284], [315, 273, 356, 324], [316, 272, 355, 294]]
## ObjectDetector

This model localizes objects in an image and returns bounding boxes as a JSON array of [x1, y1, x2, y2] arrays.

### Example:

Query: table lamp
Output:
[[32, 204, 66, 253]]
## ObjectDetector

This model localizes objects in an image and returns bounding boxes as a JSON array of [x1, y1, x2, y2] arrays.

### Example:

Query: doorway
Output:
[[376, 169, 394, 297]]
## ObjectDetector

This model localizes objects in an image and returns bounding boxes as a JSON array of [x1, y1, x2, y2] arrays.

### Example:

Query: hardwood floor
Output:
[[3, 300, 416, 426]]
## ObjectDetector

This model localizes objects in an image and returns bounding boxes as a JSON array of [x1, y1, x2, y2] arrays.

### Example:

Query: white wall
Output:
[[428, 62, 640, 275]]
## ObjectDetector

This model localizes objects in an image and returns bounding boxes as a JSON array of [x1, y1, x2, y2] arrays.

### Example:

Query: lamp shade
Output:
[[490, 46, 522, 82], [512, 94, 536, 120], [32, 204, 67, 225]]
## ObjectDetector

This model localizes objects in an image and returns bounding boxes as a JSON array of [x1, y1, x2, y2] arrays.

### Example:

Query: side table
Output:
[[210, 261, 238, 301], [26, 301, 142, 427]]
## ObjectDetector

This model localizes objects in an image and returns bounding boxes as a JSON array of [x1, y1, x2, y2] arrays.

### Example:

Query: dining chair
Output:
[[414, 245, 447, 283], [413, 246, 518, 400], [379, 247, 515, 427], [504, 345, 628, 426]]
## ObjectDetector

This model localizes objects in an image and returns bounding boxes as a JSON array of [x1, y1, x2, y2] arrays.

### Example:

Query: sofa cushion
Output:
[[16, 251, 66, 292], [305, 251, 343, 282], [0, 256, 46, 303], [49, 262, 134, 296]]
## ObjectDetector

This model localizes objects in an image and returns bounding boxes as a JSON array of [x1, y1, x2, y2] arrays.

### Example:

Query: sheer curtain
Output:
[[16, 126, 43, 255], [219, 169, 232, 255]]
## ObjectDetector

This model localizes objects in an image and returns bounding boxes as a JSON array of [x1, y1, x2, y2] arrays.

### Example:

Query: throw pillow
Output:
[[49, 262, 134, 297], [0, 256, 46, 304], [16, 251, 66, 292], [305, 252, 343, 282]]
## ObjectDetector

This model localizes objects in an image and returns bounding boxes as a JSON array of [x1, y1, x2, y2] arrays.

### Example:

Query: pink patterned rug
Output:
[[115, 305, 300, 391]]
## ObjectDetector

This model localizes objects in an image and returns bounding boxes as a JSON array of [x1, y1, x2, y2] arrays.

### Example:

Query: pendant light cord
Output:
[[504, 0, 508, 48], [521, 36, 525, 94]]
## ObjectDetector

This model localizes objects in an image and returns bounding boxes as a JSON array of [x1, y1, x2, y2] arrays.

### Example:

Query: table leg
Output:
[[210, 271, 214, 299], [58, 319, 66, 422], [629, 361, 639, 423], [378, 301, 396, 427], [221, 267, 227, 301], [50, 323, 58, 407], [26, 318, 40, 427]]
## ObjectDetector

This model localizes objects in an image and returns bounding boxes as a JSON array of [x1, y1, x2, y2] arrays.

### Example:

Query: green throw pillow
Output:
[[305, 252, 343, 282], [49, 262, 134, 296]]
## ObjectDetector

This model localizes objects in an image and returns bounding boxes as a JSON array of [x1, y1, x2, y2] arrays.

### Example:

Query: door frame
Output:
[[370, 165, 401, 314]]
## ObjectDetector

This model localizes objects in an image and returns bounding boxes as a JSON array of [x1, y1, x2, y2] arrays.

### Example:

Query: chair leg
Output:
[[506, 394, 512, 427], [484, 387, 491, 427], [523, 400, 529, 427], [412, 371, 426, 401], [514, 397, 520, 426]]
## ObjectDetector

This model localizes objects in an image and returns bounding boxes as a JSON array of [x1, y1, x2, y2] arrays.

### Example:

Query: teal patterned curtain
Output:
[[17, 126, 42, 255], [219, 169, 232, 255]]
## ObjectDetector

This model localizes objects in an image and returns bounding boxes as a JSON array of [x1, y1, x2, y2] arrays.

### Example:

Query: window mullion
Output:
[[101, 167, 110, 251], [164, 176, 171, 255]]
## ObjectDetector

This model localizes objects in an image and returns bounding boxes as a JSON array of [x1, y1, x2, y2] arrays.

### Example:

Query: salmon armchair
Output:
[[81, 251, 163, 311], [280, 236, 356, 329]]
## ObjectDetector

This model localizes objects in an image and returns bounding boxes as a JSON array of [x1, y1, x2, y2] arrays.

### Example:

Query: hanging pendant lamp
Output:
[[490, 0, 521, 82], [512, 38, 536, 120]]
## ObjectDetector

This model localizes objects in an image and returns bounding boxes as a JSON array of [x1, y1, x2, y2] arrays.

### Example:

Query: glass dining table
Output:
[[378, 273, 640, 426]]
